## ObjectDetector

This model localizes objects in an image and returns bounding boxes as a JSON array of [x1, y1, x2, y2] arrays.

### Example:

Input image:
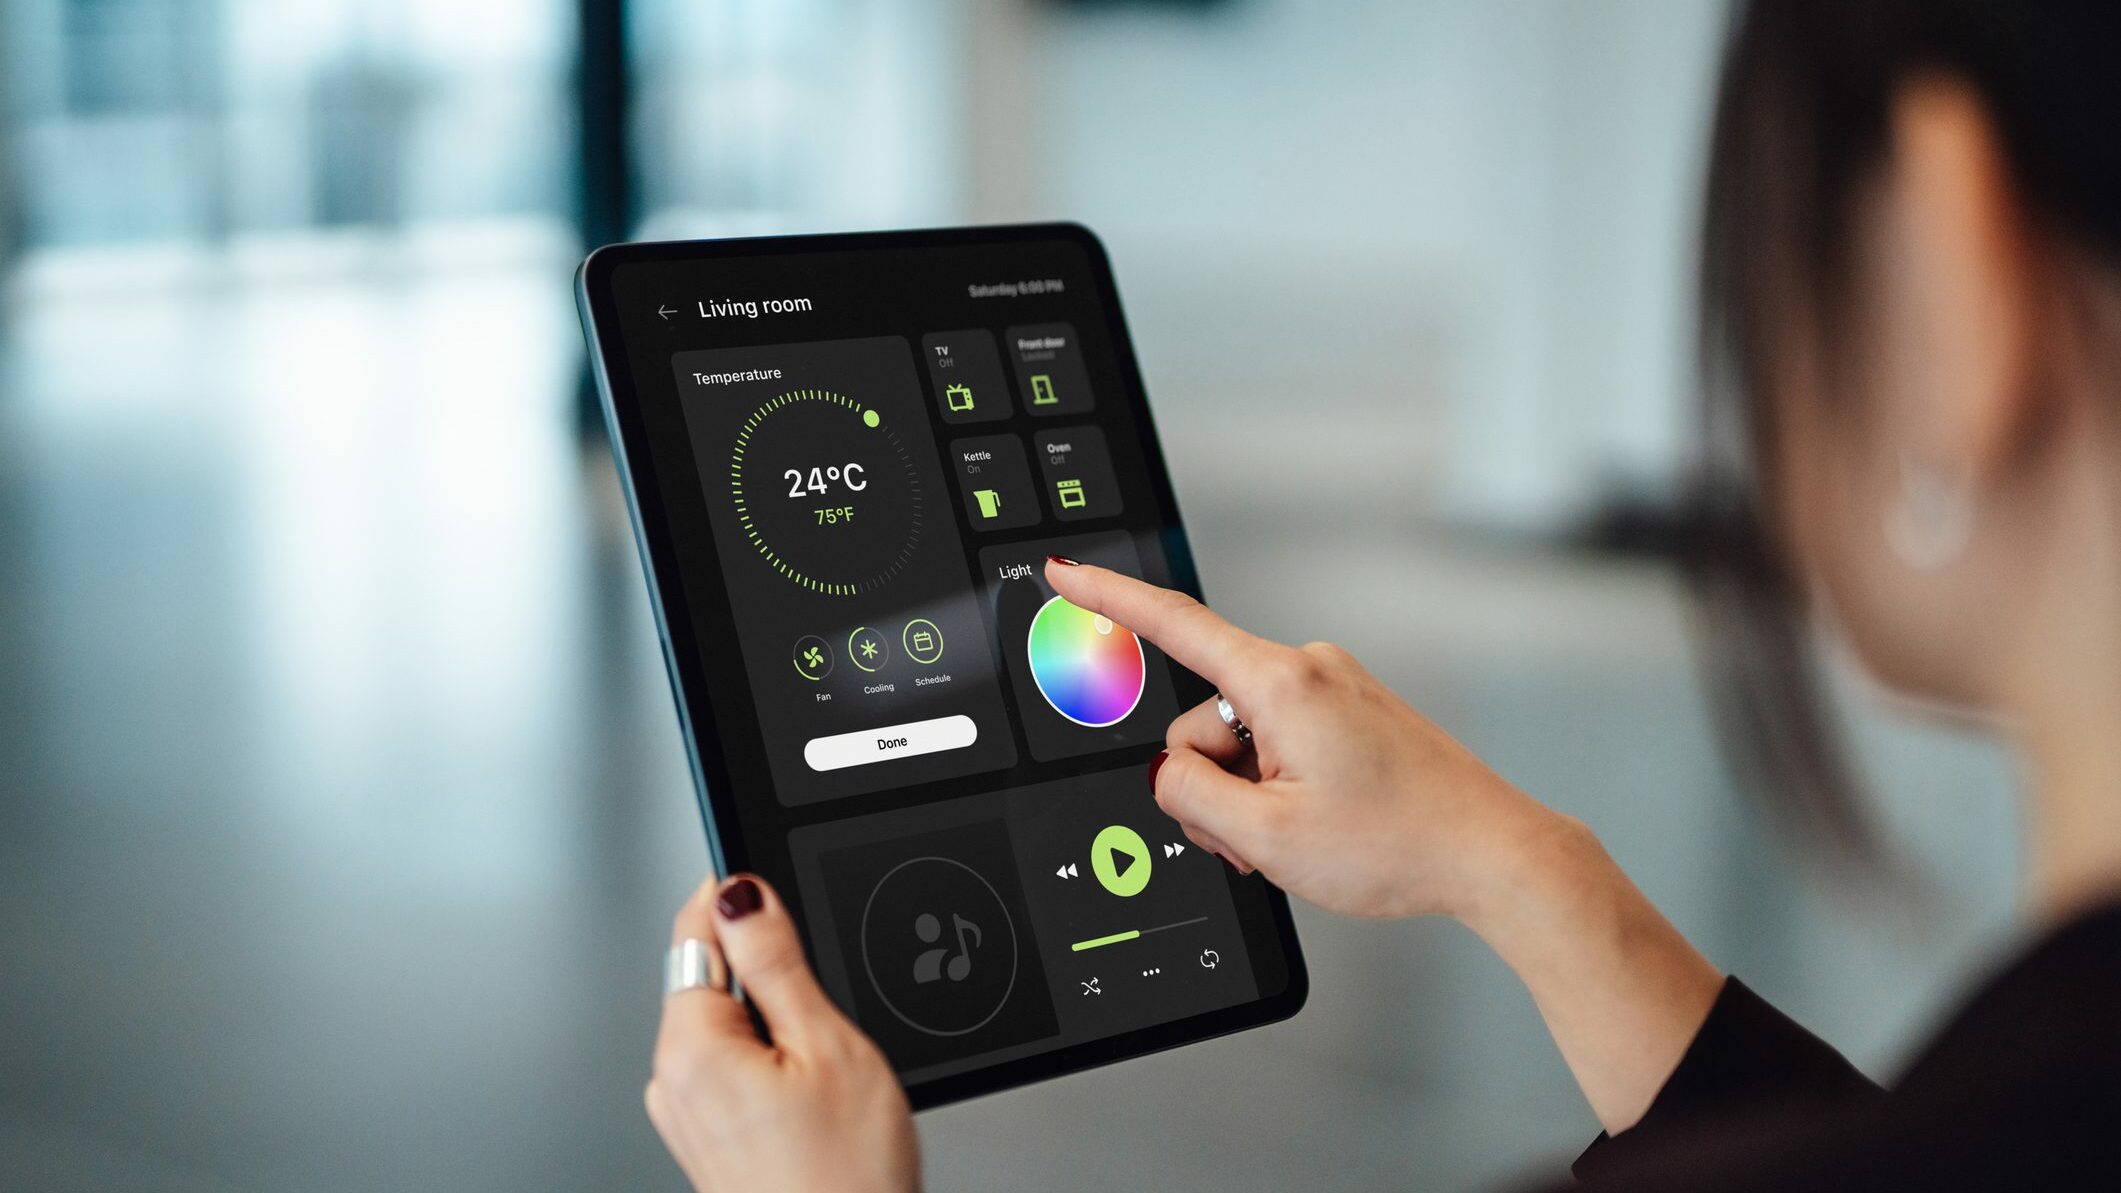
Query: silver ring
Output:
[[664, 938, 724, 997], [1215, 694, 1253, 746]]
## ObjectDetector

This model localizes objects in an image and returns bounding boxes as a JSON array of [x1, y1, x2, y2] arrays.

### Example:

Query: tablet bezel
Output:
[[577, 223, 1307, 1109]]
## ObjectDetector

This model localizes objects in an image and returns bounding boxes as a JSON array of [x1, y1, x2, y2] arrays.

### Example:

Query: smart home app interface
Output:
[[607, 237, 1290, 1083]]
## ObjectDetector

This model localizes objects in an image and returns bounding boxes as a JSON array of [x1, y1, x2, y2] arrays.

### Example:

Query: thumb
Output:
[[1152, 746, 1278, 873], [712, 874, 850, 1053]]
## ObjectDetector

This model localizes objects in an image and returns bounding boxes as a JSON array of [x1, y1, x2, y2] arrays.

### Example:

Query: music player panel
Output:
[[788, 771, 1258, 1082]]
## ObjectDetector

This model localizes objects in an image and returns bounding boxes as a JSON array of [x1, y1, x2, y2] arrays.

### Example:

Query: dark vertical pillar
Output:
[[575, 0, 633, 440]]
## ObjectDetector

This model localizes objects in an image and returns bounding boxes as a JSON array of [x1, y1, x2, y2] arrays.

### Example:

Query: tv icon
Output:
[[923, 330, 1012, 424]]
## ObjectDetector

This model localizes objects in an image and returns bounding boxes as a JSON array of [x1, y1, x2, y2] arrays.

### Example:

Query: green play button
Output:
[[1090, 824, 1152, 897]]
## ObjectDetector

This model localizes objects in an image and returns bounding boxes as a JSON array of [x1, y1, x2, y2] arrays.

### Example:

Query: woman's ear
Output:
[[1882, 75, 2050, 483]]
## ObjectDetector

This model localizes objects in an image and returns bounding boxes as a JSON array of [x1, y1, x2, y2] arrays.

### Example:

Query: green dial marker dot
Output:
[[861, 409, 880, 428]]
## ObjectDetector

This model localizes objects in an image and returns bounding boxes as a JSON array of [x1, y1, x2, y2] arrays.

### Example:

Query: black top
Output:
[[1557, 902, 2121, 1190]]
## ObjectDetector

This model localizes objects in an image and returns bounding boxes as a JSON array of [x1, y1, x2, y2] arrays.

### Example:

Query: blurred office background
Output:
[[0, 1, 2020, 1190]]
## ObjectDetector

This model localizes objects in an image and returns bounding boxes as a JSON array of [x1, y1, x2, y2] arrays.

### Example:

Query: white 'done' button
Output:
[[802, 714, 978, 772]]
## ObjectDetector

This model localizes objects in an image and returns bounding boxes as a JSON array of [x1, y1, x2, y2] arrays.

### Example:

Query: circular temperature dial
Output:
[[730, 389, 925, 596]]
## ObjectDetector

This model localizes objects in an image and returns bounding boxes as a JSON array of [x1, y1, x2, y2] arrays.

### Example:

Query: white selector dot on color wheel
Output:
[[1093, 615, 1113, 635]]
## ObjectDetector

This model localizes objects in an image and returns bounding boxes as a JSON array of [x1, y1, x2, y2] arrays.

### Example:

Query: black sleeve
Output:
[[1571, 977, 1882, 1183]]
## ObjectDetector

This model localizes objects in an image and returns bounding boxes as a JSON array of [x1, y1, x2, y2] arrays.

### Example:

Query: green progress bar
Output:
[[1070, 930, 1141, 952]]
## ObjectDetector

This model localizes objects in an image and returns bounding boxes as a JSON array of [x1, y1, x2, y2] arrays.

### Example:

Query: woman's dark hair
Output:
[[1692, 1, 2121, 861]]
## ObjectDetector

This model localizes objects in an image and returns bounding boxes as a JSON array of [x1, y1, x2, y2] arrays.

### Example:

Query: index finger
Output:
[[1044, 559, 1283, 699]]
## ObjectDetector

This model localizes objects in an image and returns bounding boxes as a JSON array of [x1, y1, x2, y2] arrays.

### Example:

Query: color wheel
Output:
[[1026, 595, 1146, 727]]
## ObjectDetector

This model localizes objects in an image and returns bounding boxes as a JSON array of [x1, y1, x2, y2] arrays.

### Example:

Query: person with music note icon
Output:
[[911, 912, 981, 984]]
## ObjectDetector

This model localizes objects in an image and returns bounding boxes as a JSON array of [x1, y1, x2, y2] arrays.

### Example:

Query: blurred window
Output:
[[628, 0, 957, 238], [6, 0, 571, 249], [0, 0, 954, 258]]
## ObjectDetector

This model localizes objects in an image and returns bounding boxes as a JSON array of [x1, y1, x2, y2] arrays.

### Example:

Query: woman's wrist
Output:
[[1448, 799, 1716, 1021], [1447, 801, 1724, 1131], [1452, 804, 1606, 942]]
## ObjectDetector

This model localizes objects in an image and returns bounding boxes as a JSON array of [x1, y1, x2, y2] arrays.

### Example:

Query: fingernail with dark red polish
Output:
[[1147, 749, 1169, 791], [716, 876, 763, 920], [1046, 554, 1080, 566]]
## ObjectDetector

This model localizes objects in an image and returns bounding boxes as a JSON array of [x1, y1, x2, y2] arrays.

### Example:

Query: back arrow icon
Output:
[[657, 304, 677, 320]]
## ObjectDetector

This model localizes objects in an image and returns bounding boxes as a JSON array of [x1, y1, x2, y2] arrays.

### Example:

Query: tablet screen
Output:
[[583, 227, 1301, 1101]]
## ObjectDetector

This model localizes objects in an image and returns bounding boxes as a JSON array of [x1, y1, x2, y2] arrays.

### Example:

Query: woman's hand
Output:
[[1047, 557, 1565, 923], [647, 873, 918, 1193], [1045, 559, 1724, 1133]]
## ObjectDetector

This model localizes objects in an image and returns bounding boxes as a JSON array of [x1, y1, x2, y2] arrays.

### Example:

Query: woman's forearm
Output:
[[1457, 811, 1725, 1134]]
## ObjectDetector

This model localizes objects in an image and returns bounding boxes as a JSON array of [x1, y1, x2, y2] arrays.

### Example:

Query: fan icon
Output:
[[791, 635, 833, 681]]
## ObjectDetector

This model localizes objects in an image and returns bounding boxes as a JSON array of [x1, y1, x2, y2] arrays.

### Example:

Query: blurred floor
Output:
[[0, 256, 2026, 1192]]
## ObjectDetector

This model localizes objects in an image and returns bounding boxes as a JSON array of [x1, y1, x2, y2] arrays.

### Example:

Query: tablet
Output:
[[577, 224, 1306, 1108]]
